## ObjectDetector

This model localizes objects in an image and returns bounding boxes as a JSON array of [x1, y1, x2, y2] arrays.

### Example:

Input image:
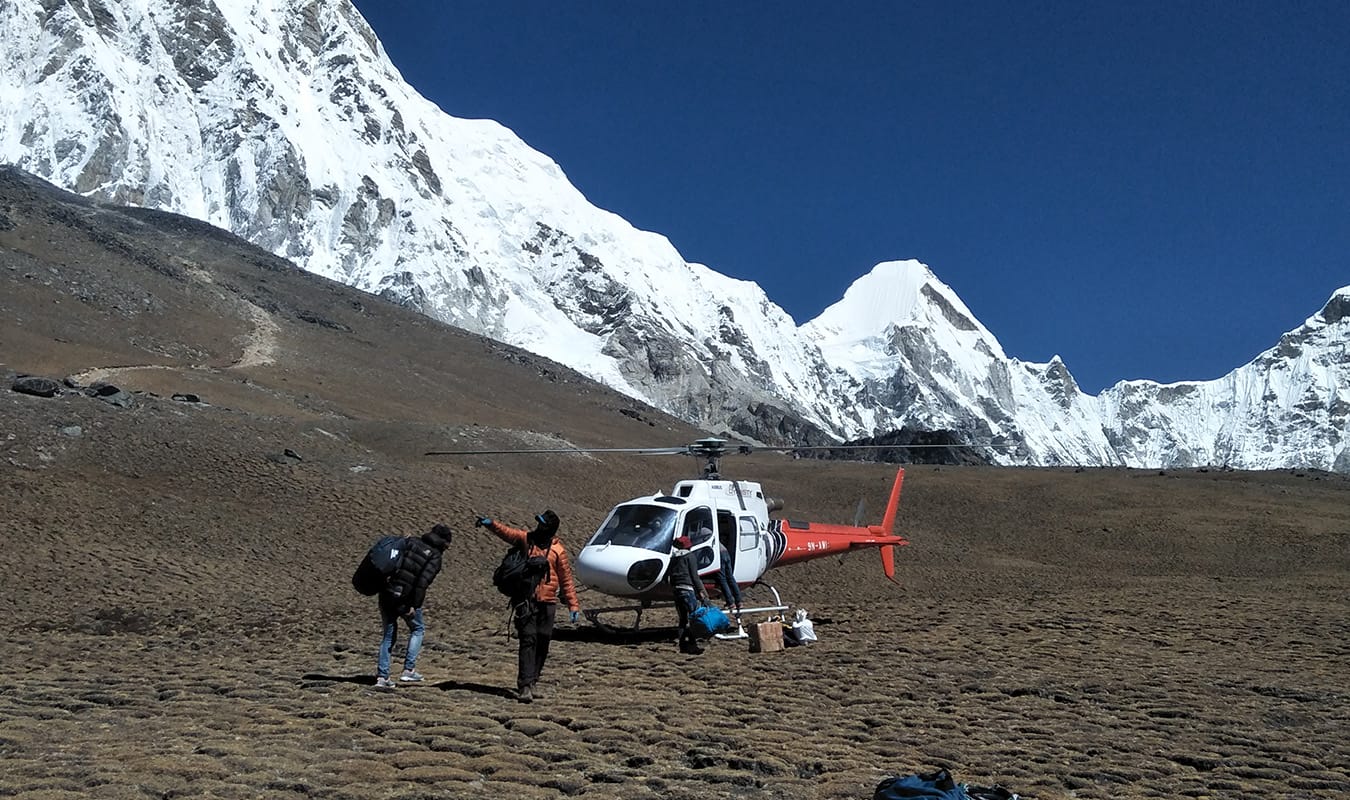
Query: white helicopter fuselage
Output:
[[573, 478, 781, 600]]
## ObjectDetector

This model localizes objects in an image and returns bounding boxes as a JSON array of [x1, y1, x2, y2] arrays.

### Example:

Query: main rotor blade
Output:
[[748, 442, 1019, 452], [424, 440, 1017, 457], [425, 446, 690, 456]]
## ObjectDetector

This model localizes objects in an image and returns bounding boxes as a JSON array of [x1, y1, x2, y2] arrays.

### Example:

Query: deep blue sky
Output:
[[350, 0, 1347, 394]]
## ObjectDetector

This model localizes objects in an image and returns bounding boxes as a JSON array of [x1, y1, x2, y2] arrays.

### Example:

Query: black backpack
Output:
[[492, 545, 550, 602], [351, 535, 410, 596]]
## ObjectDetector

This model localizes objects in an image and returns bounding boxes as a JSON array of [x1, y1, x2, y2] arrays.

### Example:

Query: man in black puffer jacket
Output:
[[374, 524, 451, 691]]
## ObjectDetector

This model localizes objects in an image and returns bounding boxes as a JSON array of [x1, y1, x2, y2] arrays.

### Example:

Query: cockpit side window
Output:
[[738, 516, 759, 551], [683, 507, 716, 569], [587, 505, 678, 552], [685, 507, 715, 545]]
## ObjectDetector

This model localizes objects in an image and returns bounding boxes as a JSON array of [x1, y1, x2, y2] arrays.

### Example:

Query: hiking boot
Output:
[[517, 684, 533, 704], [528, 683, 543, 699], [373, 677, 397, 691], [399, 670, 424, 682]]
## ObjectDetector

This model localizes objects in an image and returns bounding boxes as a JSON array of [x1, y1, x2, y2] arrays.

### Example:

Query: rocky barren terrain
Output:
[[2, 167, 1347, 799]]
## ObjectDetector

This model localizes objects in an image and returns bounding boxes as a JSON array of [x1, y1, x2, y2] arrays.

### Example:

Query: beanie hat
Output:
[[423, 523, 452, 551], [534, 509, 560, 536], [673, 535, 692, 549]]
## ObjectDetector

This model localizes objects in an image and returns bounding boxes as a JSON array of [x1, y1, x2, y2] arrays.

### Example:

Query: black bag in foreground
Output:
[[492, 545, 550, 601]]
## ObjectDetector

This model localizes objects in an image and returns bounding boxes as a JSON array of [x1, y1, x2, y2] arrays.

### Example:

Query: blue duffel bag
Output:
[[689, 605, 731, 638]]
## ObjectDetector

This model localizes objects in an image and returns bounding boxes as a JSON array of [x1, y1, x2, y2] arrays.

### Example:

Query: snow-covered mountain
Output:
[[808, 262, 1349, 472], [1098, 289, 1350, 472], [2, 0, 1346, 471]]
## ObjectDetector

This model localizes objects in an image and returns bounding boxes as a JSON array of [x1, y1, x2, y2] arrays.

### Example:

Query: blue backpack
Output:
[[351, 536, 409, 596], [873, 770, 968, 800]]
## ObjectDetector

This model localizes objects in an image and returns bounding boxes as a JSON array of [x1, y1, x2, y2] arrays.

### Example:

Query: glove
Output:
[[570, 610, 581, 624], [475, 516, 492, 528]]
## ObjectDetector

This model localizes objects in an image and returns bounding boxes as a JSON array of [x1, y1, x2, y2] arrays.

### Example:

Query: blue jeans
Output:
[[378, 598, 424, 679], [713, 569, 743, 608]]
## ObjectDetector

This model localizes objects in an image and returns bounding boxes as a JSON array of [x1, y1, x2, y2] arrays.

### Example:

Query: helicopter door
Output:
[[715, 510, 737, 568], [735, 515, 765, 584], [680, 507, 717, 572]]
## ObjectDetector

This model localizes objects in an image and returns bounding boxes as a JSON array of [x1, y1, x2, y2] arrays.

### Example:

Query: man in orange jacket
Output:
[[476, 509, 582, 703]]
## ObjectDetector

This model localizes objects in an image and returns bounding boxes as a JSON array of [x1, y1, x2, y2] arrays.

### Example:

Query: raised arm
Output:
[[477, 516, 528, 548]]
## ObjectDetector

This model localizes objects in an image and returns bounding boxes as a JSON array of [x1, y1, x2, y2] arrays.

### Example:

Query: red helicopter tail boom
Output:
[[772, 468, 909, 581], [878, 467, 905, 582]]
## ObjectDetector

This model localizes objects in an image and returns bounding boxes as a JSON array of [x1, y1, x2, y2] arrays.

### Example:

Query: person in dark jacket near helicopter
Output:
[[476, 510, 581, 703], [374, 523, 451, 691], [712, 540, 743, 620], [668, 535, 711, 654]]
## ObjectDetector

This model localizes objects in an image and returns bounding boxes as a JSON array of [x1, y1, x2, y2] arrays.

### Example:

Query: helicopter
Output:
[[426, 436, 914, 632]]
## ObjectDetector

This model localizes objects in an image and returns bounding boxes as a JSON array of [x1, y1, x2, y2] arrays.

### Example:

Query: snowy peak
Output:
[[1096, 285, 1349, 472], [806, 259, 985, 340], [803, 260, 1002, 384]]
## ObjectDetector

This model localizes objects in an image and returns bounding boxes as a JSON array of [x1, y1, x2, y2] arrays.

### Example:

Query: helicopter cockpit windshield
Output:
[[588, 505, 678, 553]]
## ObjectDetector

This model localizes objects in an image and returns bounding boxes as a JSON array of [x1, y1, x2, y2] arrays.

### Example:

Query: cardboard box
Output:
[[748, 620, 785, 653]]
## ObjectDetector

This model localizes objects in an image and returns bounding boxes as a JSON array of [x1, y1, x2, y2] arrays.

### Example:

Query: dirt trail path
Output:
[[69, 250, 278, 384]]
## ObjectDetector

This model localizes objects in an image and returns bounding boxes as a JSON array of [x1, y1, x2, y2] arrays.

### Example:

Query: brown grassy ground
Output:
[[1, 167, 1348, 799]]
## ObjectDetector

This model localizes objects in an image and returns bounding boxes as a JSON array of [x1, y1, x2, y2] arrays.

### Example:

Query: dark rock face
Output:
[[804, 427, 996, 466], [1319, 292, 1349, 325], [376, 271, 427, 311]]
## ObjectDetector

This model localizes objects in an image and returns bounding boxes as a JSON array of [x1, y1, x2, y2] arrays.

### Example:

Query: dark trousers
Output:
[[712, 569, 743, 608], [514, 599, 556, 690], [674, 588, 699, 649]]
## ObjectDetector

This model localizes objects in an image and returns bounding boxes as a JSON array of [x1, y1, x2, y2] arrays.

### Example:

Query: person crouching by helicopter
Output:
[[668, 535, 711, 655], [475, 510, 581, 703]]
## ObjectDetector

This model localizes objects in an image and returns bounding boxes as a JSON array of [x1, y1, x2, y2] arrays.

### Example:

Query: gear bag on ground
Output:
[[351, 535, 410, 596], [690, 604, 732, 638], [873, 769, 1018, 800]]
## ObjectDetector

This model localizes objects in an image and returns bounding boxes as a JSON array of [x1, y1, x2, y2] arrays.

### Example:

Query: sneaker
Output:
[[399, 670, 424, 682], [517, 684, 533, 704], [373, 677, 396, 691]]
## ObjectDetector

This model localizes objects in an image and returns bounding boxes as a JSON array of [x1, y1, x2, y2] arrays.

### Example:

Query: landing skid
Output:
[[583, 600, 670, 633], [715, 582, 789, 639], [580, 583, 790, 638]]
